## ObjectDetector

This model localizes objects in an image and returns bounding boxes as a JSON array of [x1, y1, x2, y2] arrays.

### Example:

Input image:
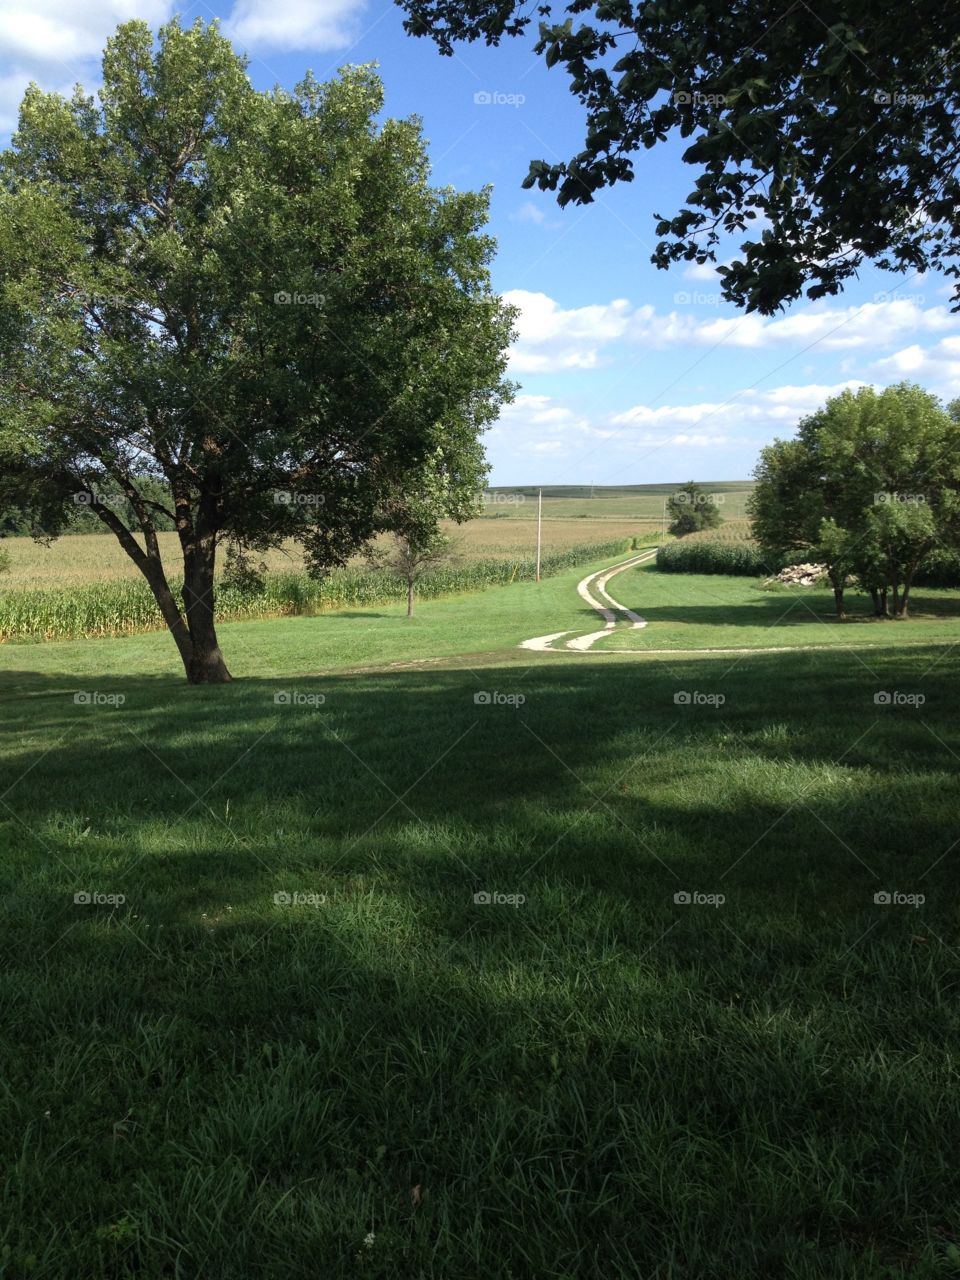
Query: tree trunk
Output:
[[143, 561, 195, 671], [869, 587, 889, 617], [899, 565, 918, 619], [89, 480, 230, 684], [407, 578, 415, 617], [828, 569, 845, 619], [182, 538, 232, 684]]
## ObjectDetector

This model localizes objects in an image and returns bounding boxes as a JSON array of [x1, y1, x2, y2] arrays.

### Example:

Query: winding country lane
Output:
[[520, 550, 656, 653]]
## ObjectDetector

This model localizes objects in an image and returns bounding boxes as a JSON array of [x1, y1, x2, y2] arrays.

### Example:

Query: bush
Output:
[[656, 539, 783, 576], [913, 549, 960, 588]]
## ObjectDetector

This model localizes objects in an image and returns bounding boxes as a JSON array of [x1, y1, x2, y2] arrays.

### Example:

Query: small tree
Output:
[[365, 449, 480, 616], [369, 530, 453, 617], [666, 482, 723, 536]]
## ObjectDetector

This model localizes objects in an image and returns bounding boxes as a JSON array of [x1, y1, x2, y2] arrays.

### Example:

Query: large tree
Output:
[[0, 20, 514, 682], [399, 0, 960, 313], [750, 384, 960, 618]]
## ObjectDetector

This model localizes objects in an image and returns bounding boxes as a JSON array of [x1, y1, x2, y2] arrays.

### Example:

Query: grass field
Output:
[[3, 550, 960, 1278], [593, 563, 960, 651]]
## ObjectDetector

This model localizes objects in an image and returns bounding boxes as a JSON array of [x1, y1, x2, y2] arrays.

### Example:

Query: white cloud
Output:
[[612, 382, 868, 440], [510, 201, 547, 226], [503, 288, 958, 374], [873, 336, 960, 396], [489, 394, 593, 441], [503, 290, 634, 374], [489, 382, 870, 469], [683, 261, 721, 281], [0, 0, 173, 131], [224, 0, 369, 52]]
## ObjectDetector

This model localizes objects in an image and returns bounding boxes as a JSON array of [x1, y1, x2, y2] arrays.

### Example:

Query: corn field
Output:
[[0, 538, 644, 642]]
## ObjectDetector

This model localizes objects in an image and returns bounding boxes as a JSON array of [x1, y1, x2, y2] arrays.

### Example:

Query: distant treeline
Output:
[[487, 482, 753, 500], [0, 478, 176, 536]]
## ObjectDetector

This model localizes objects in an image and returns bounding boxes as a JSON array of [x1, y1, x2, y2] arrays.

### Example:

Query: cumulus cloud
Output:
[[682, 260, 721, 281], [488, 383, 871, 473], [224, 0, 369, 52], [503, 290, 634, 373], [0, 0, 173, 131], [504, 288, 956, 375], [873, 336, 960, 396], [612, 382, 868, 439]]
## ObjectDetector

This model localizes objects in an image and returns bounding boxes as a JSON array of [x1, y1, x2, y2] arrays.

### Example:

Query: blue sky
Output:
[[2, 0, 958, 485]]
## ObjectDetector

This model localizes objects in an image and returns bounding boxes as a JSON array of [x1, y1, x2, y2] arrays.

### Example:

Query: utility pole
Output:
[[661, 496, 666, 542], [536, 488, 542, 582]]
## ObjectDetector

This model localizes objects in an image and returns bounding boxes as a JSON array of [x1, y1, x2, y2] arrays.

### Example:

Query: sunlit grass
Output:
[[3, 558, 959, 1277]]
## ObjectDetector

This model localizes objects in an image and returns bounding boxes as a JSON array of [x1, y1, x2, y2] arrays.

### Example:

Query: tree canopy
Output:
[[399, 0, 960, 313], [666, 481, 723, 536], [749, 384, 960, 617], [0, 19, 514, 681]]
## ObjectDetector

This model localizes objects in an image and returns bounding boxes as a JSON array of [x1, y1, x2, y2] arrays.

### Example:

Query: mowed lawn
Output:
[[2, 561, 960, 1278], [596, 562, 960, 652]]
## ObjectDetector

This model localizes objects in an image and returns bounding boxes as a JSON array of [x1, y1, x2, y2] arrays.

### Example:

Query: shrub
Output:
[[912, 549, 960, 588]]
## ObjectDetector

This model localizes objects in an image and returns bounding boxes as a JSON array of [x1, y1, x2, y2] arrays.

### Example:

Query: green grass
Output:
[[595, 563, 960, 652], [3, 557, 960, 1278], [0, 538, 636, 642], [481, 482, 755, 521]]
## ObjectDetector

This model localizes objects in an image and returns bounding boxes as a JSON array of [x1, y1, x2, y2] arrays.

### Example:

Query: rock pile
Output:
[[769, 562, 827, 587]]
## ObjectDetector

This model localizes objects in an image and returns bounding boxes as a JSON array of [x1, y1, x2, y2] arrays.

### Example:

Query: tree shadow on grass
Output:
[[1, 647, 958, 903], [2, 651, 959, 1274], [3, 829, 959, 1277]]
